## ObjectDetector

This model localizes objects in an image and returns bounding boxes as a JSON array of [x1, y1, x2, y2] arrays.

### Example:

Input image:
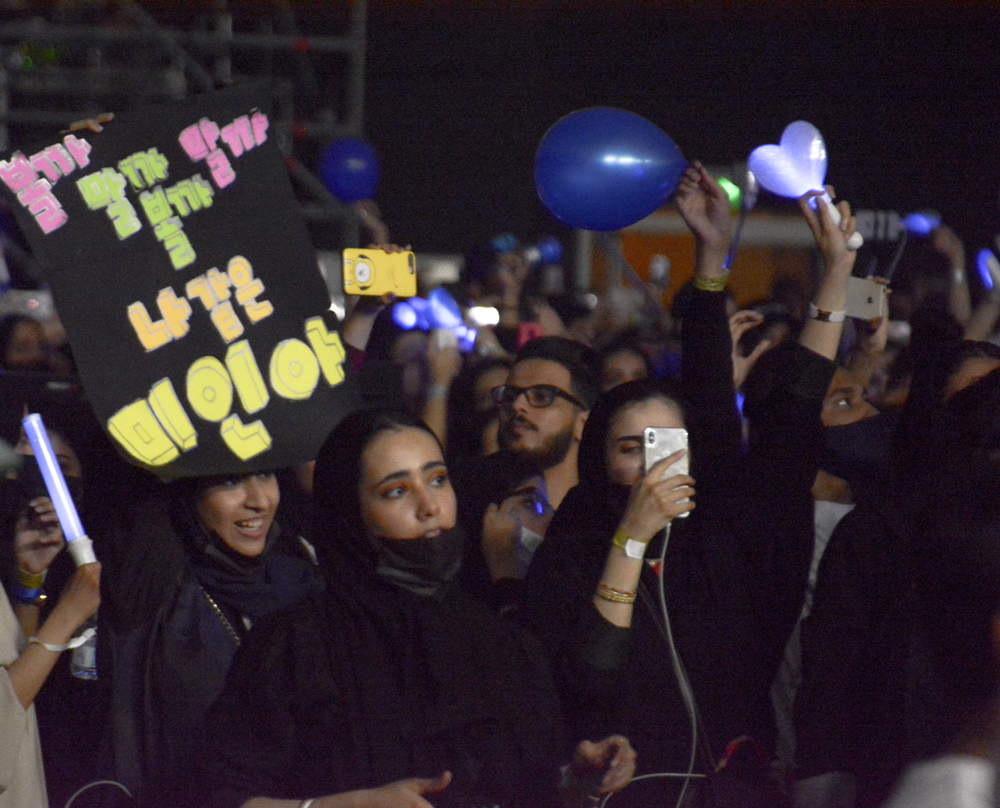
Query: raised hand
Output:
[[676, 161, 733, 267], [14, 496, 65, 576]]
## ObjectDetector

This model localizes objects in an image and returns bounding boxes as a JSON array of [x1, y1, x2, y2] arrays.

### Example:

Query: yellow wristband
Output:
[[612, 529, 648, 559], [692, 273, 729, 292], [17, 567, 45, 589]]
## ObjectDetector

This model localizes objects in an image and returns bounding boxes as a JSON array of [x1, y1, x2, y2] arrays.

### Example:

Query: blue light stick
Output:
[[976, 249, 1000, 292], [903, 211, 941, 236], [22, 413, 97, 567]]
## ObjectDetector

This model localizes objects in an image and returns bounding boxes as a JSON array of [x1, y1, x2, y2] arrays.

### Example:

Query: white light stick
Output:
[[22, 413, 97, 567]]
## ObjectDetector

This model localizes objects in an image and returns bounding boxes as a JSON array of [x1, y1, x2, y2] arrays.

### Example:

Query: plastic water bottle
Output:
[[70, 616, 98, 680]]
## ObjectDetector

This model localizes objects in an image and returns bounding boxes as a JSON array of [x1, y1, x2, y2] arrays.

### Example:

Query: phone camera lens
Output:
[[355, 261, 372, 284]]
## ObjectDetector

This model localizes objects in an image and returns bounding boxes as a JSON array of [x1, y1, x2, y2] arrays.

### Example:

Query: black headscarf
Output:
[[166, 474, 322, 622], [301, 408, 567, 806]]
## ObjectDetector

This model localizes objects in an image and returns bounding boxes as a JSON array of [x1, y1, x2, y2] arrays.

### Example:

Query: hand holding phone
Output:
[[342, 248, 416, 297], [643, 427, 691, 518]]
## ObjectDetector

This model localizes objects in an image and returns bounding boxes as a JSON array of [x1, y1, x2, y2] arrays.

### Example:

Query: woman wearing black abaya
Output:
[[521, 169, 855, 805], [205, 409, 635, 808], [101, 472, 322, 808]]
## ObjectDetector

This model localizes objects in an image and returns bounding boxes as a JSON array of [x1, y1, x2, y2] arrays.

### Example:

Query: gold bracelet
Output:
[[692, 273, 729, 292], [596, 582, 637, 604]]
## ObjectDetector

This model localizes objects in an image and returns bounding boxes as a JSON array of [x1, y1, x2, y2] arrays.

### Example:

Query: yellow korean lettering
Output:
[[148, 378, 197, 451], [226, 339, 269, 414], [210, 300, 244, 343], [220, 414, 272, 460], [127, 301, 172, 352], [186, 356, 233, 422], [269, 338, 320, 400], [107, 399, 180, 466], [157, 288, 192, 339], [304, 317, 346, 386]]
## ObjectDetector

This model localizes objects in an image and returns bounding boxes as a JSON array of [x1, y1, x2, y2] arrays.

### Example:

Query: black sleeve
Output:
[[680, 288, 742, 495], [204, 601, 342, 807]]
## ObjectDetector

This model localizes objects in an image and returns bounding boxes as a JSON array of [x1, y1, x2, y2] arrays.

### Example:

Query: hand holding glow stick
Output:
[[748, 120, 864, 250], [22, 413, 97, 567]]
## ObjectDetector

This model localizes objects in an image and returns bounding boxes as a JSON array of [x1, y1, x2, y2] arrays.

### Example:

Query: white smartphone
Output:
[[643, 426, 690, 517], [845, 276, 887, 321]]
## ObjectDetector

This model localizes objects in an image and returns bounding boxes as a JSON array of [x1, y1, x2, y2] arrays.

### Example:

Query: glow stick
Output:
[[22, 413, 96, 567], [977, 249, 1000, 292]]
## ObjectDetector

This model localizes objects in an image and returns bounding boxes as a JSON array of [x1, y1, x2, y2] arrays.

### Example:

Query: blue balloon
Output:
[[534, 108, 686, 232], [320, 137, 380, 203]]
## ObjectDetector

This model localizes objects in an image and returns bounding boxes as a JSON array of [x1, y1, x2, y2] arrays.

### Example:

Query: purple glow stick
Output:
[[22, 413, 96, 567]]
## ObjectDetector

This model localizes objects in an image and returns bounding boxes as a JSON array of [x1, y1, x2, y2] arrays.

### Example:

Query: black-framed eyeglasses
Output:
[[490, 384, 585, 410]]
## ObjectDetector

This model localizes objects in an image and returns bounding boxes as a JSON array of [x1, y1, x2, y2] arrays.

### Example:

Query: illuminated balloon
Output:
[[534, 108, 686, 232], [748, 120, 828, 199], [319, 137, 380, 203], [748, 121, 863, 249]]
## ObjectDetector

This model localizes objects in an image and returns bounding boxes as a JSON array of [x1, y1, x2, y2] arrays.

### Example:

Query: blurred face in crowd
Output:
[[475, 364, 510, 456], [601, 349, 648, 392], [359, 426, 457, 543], [16, 426, 82, 479], [497, 358, 587, 469], [606, 397, 685, 488], [501, 474, 555, 538], [821, 369, 879, 428], [945, 356, 1000, 401], [6, 319, 50, 372], [196, 473, 280, 558]]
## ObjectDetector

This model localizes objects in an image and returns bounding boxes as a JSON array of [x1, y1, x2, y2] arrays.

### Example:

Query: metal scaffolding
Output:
[[0, 0, 368, 246]]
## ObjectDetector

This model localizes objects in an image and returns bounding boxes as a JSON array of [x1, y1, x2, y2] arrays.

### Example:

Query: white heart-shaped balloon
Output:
[[748, 121, 828, 199]]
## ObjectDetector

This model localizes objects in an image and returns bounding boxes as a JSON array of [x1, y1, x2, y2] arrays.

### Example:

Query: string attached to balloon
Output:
[[22, 413, 97, 567], [748, 121, 863, 250], [723, 169, 759, 271]]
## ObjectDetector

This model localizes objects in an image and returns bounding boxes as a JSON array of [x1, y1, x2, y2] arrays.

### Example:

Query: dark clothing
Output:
[[205, 571, 569, 808], [523, 290, 833, 803], [793, 501, 914, 807], [101, 495, 320, 808]]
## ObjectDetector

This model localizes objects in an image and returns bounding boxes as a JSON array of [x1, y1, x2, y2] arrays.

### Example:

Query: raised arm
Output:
[[797, 189, 857, 361]]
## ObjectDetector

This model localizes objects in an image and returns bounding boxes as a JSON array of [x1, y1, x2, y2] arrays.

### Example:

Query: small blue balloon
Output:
[[534, 108, 686, 232], [320, 137, 380, 203]]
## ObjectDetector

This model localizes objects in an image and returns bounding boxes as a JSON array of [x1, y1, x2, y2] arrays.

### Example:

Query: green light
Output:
[[718, 177, 742, 211]]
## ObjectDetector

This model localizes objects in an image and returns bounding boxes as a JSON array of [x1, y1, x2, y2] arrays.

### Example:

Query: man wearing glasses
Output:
[[493, 336, 599, 512]]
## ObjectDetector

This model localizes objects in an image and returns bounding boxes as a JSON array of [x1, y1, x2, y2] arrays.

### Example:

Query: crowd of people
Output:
[[2, 157, 1000, 808]]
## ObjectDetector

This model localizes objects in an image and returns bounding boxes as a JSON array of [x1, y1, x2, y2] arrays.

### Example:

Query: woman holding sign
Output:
[[101, 470, 322, 807]]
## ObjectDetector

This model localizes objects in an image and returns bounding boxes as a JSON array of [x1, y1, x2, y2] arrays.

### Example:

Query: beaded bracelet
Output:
[[596, 582, 637, 605]]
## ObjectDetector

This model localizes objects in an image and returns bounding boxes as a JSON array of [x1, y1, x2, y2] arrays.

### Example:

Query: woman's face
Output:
[[605, 398, 685, 488], [359, 426, 457, 542], [196, 473, 280, 558]]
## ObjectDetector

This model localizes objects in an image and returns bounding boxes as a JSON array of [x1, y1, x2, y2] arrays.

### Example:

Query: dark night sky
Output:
[[362, 1, 1000, 264]]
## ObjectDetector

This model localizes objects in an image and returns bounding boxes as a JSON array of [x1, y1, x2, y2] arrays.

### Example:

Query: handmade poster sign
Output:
[[0, 86, 357, 479]]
